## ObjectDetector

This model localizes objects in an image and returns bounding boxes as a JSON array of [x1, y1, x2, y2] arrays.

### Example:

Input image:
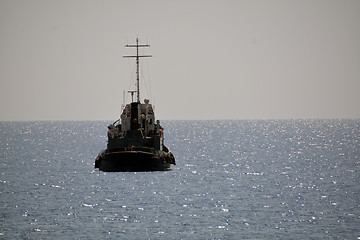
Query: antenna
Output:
[[120, 90, 125, 118], [128, 90, 137, 103], [123, 38, 152, 103], [121, 90, 126, 114]]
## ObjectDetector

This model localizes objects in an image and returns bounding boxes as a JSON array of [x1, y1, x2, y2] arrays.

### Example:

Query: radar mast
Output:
[[123, 38, 152, 103]]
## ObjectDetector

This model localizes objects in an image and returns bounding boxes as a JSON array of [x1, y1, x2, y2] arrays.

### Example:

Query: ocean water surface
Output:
[[0, 120, 359, 239]]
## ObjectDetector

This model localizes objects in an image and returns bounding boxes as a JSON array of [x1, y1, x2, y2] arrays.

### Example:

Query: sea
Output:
[[0, 120, 359, 239]]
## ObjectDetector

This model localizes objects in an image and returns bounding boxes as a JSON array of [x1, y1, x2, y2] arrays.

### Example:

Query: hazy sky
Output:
[[1, 0, 359, 120]]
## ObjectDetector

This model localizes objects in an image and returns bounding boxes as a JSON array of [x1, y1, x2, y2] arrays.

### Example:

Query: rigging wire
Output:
[[126, 58, 136, 103], [146, 56, 152, 100], [139, 46, 152, 101], [145, 34, 153, 102], [140, 59, 151, 100]]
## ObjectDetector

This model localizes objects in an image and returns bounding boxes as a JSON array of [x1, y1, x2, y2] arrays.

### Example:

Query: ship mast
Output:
[[123, 38, 152, 103]]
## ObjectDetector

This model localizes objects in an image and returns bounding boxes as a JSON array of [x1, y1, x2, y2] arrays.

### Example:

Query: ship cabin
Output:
[[107, 99, 164, 150]]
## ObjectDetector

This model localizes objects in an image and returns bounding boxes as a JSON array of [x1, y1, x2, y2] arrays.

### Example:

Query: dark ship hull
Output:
[[95, 147, 175, 172]]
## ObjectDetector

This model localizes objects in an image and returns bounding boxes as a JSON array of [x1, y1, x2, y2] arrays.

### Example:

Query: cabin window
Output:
[[149, 119, 152, 125]]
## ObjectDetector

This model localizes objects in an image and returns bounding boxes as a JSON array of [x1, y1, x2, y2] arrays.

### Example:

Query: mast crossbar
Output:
[[125, 44, 150, 47], [123, 55, 152, 58]]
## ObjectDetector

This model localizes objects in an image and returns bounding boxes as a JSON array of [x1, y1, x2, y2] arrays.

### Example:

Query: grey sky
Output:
[[1, 0, 359, 120]]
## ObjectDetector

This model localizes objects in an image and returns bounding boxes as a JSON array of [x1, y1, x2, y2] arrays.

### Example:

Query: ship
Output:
[[95, 38, 176, 171]]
